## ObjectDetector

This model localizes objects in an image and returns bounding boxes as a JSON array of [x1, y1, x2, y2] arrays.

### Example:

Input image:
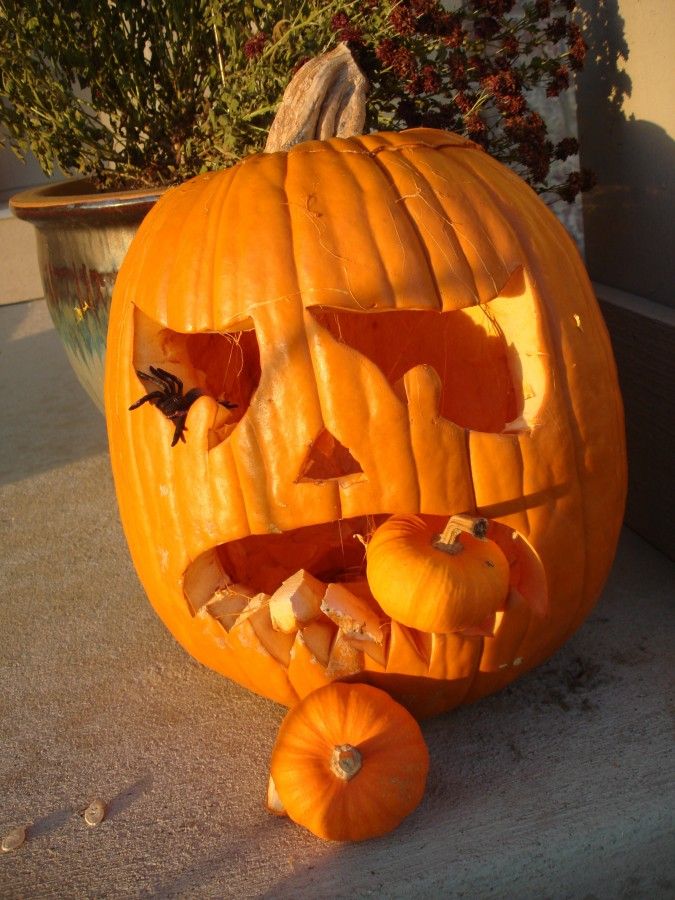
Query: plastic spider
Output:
[[129, 366, 237, 447]]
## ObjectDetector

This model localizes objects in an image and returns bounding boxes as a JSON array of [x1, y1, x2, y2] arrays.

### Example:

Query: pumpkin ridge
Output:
[[454, 149, 606, 652], [373, 146, 481, 308], [367, 149, 444, 312], [406, 146, 513, 305]]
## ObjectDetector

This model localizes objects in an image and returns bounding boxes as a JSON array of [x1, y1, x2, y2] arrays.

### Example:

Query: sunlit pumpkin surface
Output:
[[105, 128, 626, 720]]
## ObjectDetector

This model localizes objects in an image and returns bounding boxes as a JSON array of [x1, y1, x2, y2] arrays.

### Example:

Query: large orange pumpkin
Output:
[[104, 128, 626, 720]]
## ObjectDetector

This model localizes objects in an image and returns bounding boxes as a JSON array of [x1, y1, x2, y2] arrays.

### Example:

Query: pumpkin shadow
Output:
[[0, 300, 107, 486]]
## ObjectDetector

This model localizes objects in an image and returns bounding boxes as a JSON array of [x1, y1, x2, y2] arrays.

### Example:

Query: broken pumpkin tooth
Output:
[[297, 618, 336, 668], [182, 548, 232, 614], [344, 632, 387, 668], [266, 775, 287, 817], [233, 593, 295, 667], [326, 629, 363, 678], [269, 569, 325, 634], [320, 583, 385, 647], [201, 584, 253, 632]]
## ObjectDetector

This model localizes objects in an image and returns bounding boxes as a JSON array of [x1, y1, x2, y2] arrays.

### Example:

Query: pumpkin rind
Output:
[[105, 127, 626, 717], [270, 683, 429, 841]]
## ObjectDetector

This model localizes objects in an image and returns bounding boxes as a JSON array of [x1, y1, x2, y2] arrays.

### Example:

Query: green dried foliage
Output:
[[0, 0, 593, 200]]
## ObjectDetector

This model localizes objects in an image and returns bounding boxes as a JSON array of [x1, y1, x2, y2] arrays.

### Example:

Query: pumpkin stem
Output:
[[264, 43, 368, 153], [330, 743, 363, 781], [433, 514, 489, 554]]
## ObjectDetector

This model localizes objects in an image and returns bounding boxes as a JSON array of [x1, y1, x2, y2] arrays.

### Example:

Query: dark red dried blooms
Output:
[[244, 32, 268, 60], [482, 69, 522, 97], [471, 0, 515, 14], [376, 39, 418, 80], [454, 92, 476, 114], [438, 14, 465, 47], [501, 35, 519, 57], [389, 3, 417, 36], [338, 25, 365, 44], [567, 23, 587, 69], [465, 113, 488, 138], [497, 93, 526, 116], [545, 16, 567, 42], [557, 171, 583, 202], [446, 53, 469, 89], [331, 12, 351, 31], [421, 64, 441, 94], [555, 136, 579, 160], [411, 0, 439, 13], [535, 0, 551, 18], [546, 65, 570, 97], [504, 111, 546, 141]]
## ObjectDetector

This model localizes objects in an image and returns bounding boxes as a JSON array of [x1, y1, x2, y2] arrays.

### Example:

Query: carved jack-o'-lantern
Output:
[[105, 128, 626, 720]]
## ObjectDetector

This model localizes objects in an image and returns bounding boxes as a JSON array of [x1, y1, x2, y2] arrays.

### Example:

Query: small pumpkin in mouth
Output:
[[366, 514, 510, 634]]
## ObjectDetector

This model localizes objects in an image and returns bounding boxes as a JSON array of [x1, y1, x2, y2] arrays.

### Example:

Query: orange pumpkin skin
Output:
[[366, 514, 510, 634], [104, 128, 626, 718], [270, 682, 429, 841]]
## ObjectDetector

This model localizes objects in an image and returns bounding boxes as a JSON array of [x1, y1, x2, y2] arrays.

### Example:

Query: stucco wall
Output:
[[577, 0, 675, 307]]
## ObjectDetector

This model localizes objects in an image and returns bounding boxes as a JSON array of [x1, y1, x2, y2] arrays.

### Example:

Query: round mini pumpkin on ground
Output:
[[270, 682, 429, 841]]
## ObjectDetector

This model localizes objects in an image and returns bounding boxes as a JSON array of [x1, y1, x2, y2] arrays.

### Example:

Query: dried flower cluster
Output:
[[0, 0, 591, 201]]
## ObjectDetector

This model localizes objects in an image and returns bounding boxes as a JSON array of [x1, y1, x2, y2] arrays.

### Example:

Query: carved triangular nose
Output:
[[296, 428, 364, 483]]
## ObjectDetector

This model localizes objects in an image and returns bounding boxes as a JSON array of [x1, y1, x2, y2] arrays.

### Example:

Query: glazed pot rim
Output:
[[10, 177, 166, 222]]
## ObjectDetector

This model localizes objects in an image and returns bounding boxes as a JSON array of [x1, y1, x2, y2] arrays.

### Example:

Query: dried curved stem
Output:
[[265, 43, 368, 153]]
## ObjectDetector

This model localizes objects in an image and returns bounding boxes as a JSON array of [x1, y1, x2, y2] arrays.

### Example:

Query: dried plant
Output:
[[0, 0, 593, 200]]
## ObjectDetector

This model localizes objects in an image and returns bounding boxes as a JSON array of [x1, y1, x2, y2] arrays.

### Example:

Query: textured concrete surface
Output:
[[0, 217, 42, 306], [1, 300, 674, 899]]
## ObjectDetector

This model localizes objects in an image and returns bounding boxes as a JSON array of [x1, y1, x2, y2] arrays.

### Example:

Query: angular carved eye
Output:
[[133, 307, 261, 444], [307, 267, 543, 435]]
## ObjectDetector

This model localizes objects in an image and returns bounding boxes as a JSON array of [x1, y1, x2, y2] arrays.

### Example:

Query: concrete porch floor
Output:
[[1, 299, 673, 898]]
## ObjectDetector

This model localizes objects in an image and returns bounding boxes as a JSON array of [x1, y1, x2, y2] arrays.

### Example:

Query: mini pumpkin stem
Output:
[[330, 743, 363, 781], [264, 43, 368, 153], [433, 514, 489, 554]]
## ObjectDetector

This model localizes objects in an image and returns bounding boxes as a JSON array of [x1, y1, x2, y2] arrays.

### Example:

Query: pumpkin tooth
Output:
[[320, 582, 385, 646], [269, 569, 325, 633], [232, 594, 294, 667], [202, 584, 254, 632], [325, 630, 362, 678], [265, 775, 287, 817]]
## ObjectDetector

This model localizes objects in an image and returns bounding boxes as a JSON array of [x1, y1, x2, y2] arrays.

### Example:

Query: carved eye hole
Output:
[[133, 307, 261, 444], [308, 267, 542, 435]]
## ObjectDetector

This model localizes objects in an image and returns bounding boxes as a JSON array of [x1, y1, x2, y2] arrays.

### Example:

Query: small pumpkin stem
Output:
[[433, 514, 489, 554], [330, 743, 363, 781], [264, 43, 368, 153]]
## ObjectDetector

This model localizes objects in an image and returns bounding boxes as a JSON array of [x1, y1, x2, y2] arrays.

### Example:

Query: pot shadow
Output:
[[0, 300, 107, 486]]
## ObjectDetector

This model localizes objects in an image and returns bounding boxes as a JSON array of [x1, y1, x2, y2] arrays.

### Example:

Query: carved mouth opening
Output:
[[183, 515, 386, 616]]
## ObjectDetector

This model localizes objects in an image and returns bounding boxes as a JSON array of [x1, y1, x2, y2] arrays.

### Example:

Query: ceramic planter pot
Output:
[[11, 179, 164, 410]]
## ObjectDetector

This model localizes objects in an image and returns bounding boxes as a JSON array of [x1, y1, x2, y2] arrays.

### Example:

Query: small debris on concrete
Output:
[[83, 798, 106, 827], [1, 826, 27, 852]]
